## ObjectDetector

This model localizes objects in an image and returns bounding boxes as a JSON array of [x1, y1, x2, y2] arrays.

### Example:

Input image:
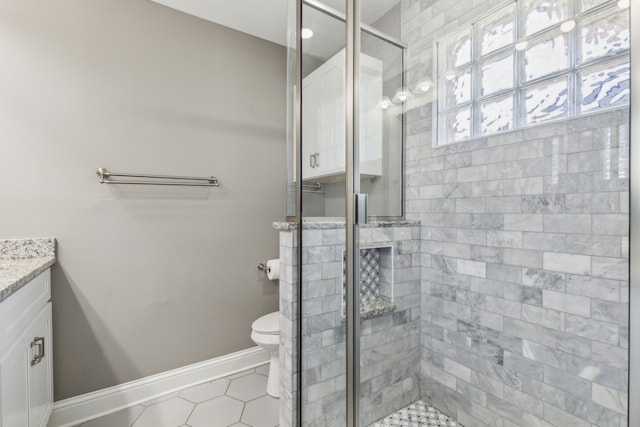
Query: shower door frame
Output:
[[295, 0, 640, 426], [344, 0, 361, 425], [293, 0, 362, 425], [629, 1, 639, 425]]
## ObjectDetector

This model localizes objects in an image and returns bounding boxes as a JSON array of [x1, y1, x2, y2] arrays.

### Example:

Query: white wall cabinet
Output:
[[299, 48, 383, 182], [0, 270, 53, 427]]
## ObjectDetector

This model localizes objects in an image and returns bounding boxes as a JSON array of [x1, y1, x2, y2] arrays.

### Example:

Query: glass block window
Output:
[[435, 0, 629, 145]]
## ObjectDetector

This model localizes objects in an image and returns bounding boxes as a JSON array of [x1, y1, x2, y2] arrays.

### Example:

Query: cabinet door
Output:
[[0, 335, 30, 427], [359, 55, 383, 176], [0, 303, 52, 427], [316, 51, 345, 178], [300, 48, 383, 182], [301, 49, 346, 181], [299, 48, 383, 182], [302, 78, 320, 180], [28, 303, 52, 427]]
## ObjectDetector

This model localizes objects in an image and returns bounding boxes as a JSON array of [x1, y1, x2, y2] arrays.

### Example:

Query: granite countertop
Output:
[[273, 220, 420, 231], [0, 238, 56, 304]]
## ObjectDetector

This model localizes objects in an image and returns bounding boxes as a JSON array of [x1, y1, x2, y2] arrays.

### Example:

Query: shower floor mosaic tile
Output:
[[371, 400, 463, 427]]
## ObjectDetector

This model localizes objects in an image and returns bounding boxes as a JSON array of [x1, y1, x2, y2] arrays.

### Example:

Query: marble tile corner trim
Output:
[[0, 238, 56, 260]]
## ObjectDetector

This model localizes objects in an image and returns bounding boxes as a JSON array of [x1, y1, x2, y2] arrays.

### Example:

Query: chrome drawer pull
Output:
[[30, 337, 45, 366]]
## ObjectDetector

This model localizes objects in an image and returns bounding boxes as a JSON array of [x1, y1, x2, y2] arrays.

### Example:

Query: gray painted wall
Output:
[[0, 0, 286, 399]]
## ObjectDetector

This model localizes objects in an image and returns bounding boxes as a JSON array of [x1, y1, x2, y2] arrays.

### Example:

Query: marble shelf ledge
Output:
[[273, 220, 419, 231], [341, 298, 397, 321]]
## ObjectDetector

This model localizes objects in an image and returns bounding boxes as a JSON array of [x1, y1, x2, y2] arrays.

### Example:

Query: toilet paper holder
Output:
[[258, 259, 281, 280]]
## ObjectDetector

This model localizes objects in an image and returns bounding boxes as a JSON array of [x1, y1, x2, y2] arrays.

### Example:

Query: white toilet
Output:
[[251, 311, 280, 398]]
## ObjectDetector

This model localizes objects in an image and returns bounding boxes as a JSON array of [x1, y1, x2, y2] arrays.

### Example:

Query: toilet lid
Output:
[[252, 312, 279, 335]]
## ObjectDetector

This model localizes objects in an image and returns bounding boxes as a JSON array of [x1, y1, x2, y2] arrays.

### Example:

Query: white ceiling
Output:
[[149, 0, 400, 46], [150, 0, 290, 46]]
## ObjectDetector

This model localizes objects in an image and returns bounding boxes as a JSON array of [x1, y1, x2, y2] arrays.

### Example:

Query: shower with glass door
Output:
[[280, 0, 634, 425]]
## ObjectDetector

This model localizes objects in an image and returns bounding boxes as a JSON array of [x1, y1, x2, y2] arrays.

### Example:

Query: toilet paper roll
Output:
[[266, 259, 280, 280]]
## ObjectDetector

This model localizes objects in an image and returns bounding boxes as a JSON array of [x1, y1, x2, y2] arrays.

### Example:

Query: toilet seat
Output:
[[251, 312, 279, 335], [250, 311, 280, 398]]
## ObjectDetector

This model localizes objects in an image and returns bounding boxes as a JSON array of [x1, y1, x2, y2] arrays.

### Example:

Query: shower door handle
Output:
[[354, 193, 368, 225]]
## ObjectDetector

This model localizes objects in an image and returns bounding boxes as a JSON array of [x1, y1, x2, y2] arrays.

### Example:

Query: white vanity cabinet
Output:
[[0, 269, 53, 427], [300, 48, 383, 182]]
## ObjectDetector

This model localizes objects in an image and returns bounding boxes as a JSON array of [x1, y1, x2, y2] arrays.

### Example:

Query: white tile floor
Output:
[[78, 364, 278, 427]]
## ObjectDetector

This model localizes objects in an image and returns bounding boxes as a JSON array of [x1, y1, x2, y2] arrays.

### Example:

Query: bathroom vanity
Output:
[[0, 239, 56, 427]]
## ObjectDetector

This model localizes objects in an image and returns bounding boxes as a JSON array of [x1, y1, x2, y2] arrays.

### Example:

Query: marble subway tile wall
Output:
[[279, 229, 298, 427], [277, 223, 422, 426], [411, 114, 629, 427], [401, 1, 629, 425]]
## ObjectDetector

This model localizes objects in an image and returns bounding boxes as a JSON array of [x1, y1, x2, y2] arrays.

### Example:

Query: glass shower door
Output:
[[357, 1, 631, 426], [355, 8, 413, 426], [295, 1, 349, 426], [295, 2, 409, 425], [291, 1, 631, 426]]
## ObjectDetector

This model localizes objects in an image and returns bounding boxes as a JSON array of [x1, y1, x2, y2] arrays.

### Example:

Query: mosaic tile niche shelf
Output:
[[342, 246, 396, 320], [371, 400, 464, 427]]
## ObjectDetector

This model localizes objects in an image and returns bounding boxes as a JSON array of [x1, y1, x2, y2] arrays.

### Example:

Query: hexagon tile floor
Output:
[[78, 364, 278, 427]]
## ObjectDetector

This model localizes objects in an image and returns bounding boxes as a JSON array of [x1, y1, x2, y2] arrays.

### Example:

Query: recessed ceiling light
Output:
[[560, 20, 575, 32], [301, 28, 314, 39], [445, 71, 456, 81], [617, 0, 629, 8]]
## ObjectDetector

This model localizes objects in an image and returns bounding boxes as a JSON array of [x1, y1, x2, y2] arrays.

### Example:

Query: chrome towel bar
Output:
[[287, 182, 325, 194], [96, 168, 219, 187]]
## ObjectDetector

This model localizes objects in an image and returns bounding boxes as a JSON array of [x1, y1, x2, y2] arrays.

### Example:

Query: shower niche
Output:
[[342, 246, 396, 320]]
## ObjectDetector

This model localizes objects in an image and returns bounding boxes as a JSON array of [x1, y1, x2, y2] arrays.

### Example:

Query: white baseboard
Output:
[[48, 346, 269, 427]]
